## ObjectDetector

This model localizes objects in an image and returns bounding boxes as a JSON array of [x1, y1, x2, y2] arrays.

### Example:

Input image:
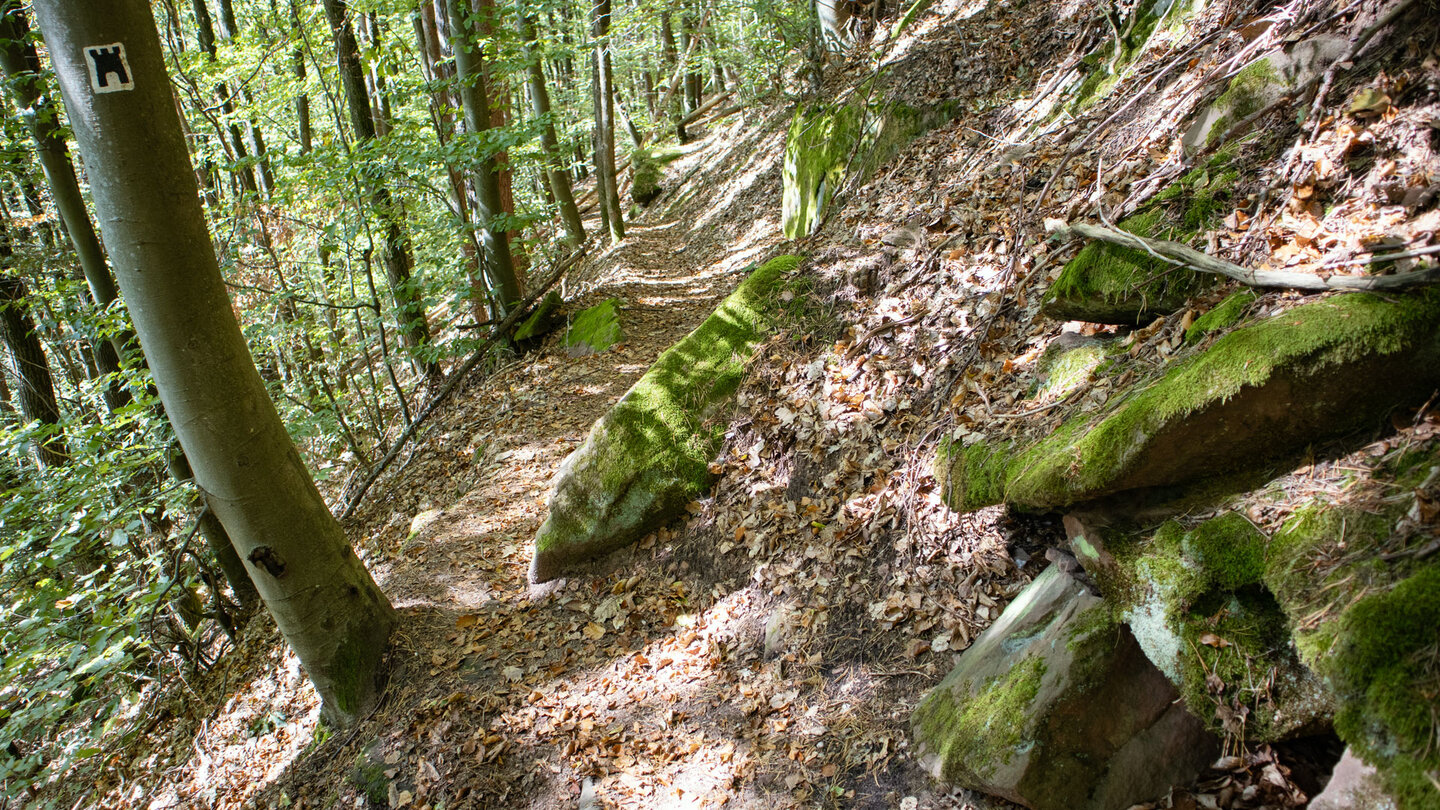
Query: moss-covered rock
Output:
[[529, 256, 802, 582], [1069, 514, 1331, 742], [564, 298, 623, 357], [1182, 36, 1347, 152], [515, 290, 563, 343], [1263, 459, 1440, 809], [913, 565, 1218, 809], [630, 148, 664, 206], [939, 290, 1440, 513], [782, 97, 950, 239], [1041, 152, 1237, 325]]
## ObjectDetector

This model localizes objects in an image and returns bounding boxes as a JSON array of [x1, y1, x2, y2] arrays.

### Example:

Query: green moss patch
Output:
[[1042, 151, 1238, 325], [782, 98, 953, 239], [564, 298, 623, 357], [1263, 486, 1440, 806], [940, 289, 1440, 513], [1185, 289, 1257, 344], [916, 655, 1047, 782], [529, 256, 802, 582]]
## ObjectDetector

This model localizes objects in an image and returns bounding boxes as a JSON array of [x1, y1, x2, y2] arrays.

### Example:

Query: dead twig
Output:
[[1050, 220, 1440, 292], [339, 249, 587, 519]]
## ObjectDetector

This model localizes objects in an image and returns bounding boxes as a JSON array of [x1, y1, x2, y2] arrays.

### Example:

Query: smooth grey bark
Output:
[[31, 0, 394, 726], [591, 0, 623, 242], [518, 11, 584, 246], [321, 0, 441, 379], [444, 0, 521, 311]]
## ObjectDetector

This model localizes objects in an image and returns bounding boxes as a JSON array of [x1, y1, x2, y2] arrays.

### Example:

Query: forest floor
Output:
[[53, 0, 1440, 808]]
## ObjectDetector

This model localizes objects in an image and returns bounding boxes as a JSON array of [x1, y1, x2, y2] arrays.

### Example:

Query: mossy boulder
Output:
[[1068, 513, 1331, 742], [913, 565, 1219, 809], [529, 256, 802, 583], [939, 290, 1440, 513], [1182, 37, 1347, 152], [515, 290, 564, 343], [782, 97, 950, 239], [1041, 153, 1238, 325], [630, 148, 664, 206], [564, 298, 623, 357], [1263, 460, 1440, 809]]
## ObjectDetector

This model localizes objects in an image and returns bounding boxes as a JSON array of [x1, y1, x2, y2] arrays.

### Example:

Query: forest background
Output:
[[0, 0, 813, 797]]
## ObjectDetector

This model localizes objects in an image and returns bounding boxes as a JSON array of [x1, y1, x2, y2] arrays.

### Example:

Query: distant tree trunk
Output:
[[472, 0, 528, 289], [0, 238, 67, 469], [321, 0, 441, 379], [189, 0, 257, 196], [659, 11, 678, 118], [288, 0, 312, 153], [592, 0, 623, 242], [444, 0, 521, 312], [32, 0, 395, 725], [0, 5, 132, 412], [519, 10, 584, 245]]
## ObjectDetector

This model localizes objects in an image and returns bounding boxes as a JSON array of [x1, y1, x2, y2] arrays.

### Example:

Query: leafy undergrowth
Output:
[[32, 0, 1440, 808]]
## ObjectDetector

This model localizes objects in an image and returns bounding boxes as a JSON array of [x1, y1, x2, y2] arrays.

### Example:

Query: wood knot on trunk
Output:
[[248, 546, 286, 578]]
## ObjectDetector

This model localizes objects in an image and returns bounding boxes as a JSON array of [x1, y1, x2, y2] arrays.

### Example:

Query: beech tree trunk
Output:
[[592, 0, 623, 242], [321, 0, 441, 380], [0, 234, 67, 469], [519, 11, 585, 245], [444, 0, 521, 311], [31, 0, 395, 726]]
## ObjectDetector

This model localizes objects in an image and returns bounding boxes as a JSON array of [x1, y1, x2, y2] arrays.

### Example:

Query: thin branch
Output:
[[338, 249, 586, 519], [1050, 221, 1440, 292]]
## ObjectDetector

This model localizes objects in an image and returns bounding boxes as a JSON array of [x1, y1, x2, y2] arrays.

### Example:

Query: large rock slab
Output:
[[939, 290, 1440, 513], [912, 565, 1219, 810], [529, 256, 801, 583]]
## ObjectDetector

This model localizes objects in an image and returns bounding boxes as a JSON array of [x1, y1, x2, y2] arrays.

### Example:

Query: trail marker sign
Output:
[[84, 43, 133, 93]]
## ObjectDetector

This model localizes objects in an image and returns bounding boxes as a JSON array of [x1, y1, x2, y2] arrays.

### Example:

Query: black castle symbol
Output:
[[85, 44, 131, 91]]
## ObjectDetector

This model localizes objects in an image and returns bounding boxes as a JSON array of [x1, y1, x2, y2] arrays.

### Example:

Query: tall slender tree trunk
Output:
[[32, 0, 394, 725], [287, 0, 312, 153], [444, 0, 521, 312], [321, 0, 440, 379], [519, 11, 584, 245], [0, 232, 67, 469], [592, 0, 623, 243]]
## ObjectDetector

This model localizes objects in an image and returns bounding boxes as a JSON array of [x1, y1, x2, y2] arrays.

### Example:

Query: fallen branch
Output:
[[1050, 221, 1440, 292], [677, 91, 731, 128], [339, 249, 586, 519]]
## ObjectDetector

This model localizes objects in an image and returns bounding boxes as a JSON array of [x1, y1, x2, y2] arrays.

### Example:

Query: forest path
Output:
[[310, 108, 803, 809]]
